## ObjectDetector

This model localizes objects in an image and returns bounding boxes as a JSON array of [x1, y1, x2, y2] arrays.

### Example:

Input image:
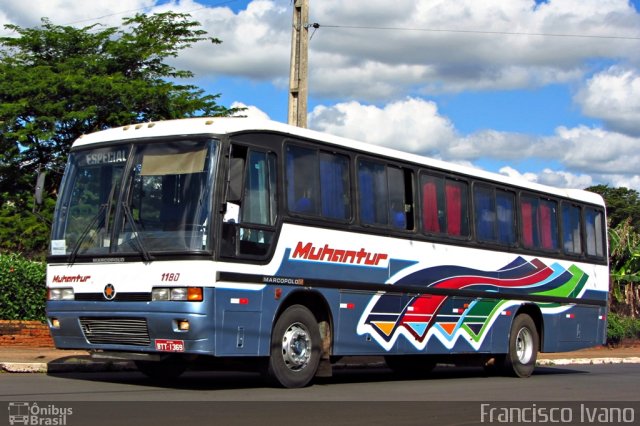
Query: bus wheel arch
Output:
[[266, 290, 333, 387]]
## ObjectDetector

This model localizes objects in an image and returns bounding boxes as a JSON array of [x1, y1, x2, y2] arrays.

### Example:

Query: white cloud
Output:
[[550, 125, 640, 174], [4, 0, 639, 99], [169, 0, 291, 80], [499, 166, 539, 183], [231, 102, 271, 120], [308, 97, 456, 156], [447, 130, 539, 161], [537, 169, 594, 189], [576, 66, 640, 136], [305, 0, 640, 97], [0, 0, 156, 28], [3, 0, 640, 191], [308, 98, 640, 191], [601, 174, 640, 190], [499, 166, 596, 190]]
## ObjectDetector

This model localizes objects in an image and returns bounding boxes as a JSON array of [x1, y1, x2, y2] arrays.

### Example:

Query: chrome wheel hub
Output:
[[515, 327, 534, 364], [281, 322, 311, 371]]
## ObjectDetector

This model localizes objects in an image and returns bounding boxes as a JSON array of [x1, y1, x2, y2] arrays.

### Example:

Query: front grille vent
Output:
[[75, 293, 151, 302], [79, 317, 150, 346]]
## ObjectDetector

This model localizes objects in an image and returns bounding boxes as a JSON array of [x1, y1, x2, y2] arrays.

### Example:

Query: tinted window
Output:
[[474, 185, 516, 244], [421, 173, 469, 237], [585, 207, 605, 257], [520, 195, 558, 250], [358, 160, 412, 229], [319, 152, 351, 220], [562, 203, 582, 255], [286, 144, 351, 220], [287, 145, 319, 215]]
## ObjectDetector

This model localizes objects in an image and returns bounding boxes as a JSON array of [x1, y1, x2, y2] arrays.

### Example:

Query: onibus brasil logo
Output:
[[8, 402, 73, 425]]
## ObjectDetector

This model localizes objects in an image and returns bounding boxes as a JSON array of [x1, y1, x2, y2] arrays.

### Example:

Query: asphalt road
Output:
[[2, 364, 640, 425]]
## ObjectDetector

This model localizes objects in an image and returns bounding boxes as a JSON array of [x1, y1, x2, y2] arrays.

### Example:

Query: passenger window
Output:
[[474, 185, 516, 245], [319, 152, 351, 220], [286, 144, 351, 220], [585, 208, 605, 257], [286, 145, 319, 215], [358, 160, 412, 230], [520, 195, 558, 250], [421, 173, 469, 237], [562, 203, 582, 255], [475, 186, 495, 242]]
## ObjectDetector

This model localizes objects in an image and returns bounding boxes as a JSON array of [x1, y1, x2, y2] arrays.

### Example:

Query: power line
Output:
[[313, 23, 640, 41]]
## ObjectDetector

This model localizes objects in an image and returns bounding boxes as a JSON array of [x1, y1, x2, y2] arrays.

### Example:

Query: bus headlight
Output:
[[171, 288, 187, 300], [48, 288, 74, 301], [152, 287, 203, 302], [151, 288, 170, 301]]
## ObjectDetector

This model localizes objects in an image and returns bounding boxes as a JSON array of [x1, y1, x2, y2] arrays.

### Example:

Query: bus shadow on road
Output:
[[46, 364, 589, 391]]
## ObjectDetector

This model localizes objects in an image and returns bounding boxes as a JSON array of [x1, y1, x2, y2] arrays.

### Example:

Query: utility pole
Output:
[[288, 0, 309, 128]]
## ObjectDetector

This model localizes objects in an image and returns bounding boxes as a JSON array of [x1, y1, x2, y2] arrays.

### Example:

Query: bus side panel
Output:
[[541, 305, 607, 353], [214, 287, 266, 356], [335, 291, 401, 355]]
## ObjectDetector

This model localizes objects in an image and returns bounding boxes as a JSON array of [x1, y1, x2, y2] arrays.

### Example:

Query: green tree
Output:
[[0, 12, 237, 256], [586, 185, 640, 232], [609, 219, 640, 318]]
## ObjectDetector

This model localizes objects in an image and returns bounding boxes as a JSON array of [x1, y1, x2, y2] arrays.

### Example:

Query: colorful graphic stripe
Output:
[[357, 257, 590, 351]]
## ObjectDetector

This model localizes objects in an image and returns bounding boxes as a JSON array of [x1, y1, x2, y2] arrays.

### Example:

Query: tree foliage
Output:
[[587, 185, 640, 232], [0, 12, 236, 256], [609, 219, 640, 318], [0, 252, 46, 320]]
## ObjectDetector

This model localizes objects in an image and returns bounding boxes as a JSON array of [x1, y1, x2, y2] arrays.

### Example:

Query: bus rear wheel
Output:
[[503, 313, 538, 378], [266, 304, 321, 388]]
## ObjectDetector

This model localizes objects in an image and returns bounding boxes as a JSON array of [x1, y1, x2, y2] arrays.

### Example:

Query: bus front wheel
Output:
[[503, 313, 538, 378], [266, 304, 321, 388]]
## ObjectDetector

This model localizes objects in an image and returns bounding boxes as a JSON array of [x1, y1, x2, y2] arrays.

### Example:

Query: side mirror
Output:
[[34, 170, 46, 207]]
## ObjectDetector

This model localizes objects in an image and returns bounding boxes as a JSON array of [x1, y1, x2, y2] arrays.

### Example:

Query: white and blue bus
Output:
[[46, 117, 608, 387]]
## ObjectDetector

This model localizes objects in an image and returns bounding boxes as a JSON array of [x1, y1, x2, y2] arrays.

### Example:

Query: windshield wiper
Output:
[[68, 178, 118, 265], [121, 202, 152, 262], [68, 203, 107, 265]]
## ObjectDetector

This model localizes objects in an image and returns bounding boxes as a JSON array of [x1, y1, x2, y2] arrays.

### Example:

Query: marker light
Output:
[[187, 287, 203, 301], [48, 288, 74, 301], [50, 318, 61, 328]]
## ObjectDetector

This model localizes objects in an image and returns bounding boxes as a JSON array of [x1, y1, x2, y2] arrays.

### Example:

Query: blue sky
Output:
[[2, 0, 640, 190]]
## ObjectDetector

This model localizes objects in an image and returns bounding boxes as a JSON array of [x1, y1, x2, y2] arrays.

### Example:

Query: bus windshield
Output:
[[50, 138, 218, 258]]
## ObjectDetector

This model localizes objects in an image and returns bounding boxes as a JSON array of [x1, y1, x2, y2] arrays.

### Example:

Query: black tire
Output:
[[503, 314, 538, 378], [385, 355, 436, 377], [266, 305, 321, 388], [135, 356, 188, 381]]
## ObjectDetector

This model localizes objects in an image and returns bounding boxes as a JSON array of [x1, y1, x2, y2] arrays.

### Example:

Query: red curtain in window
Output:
[[521, 201, 533, 247], [422, 181, 440, 233], [445, 183, 461, 236], [538, 203, 553, 249]]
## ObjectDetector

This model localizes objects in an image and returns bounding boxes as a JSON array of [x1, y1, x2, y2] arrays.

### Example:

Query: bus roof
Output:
[[73, 116, 604, 206]]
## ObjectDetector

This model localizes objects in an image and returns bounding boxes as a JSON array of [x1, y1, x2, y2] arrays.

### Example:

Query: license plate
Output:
[[155, 339, 185, 352]]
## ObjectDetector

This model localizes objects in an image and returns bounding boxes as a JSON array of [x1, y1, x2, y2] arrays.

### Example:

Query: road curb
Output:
[[537, 356, 640, 366], [0, 360, 136, 373]]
